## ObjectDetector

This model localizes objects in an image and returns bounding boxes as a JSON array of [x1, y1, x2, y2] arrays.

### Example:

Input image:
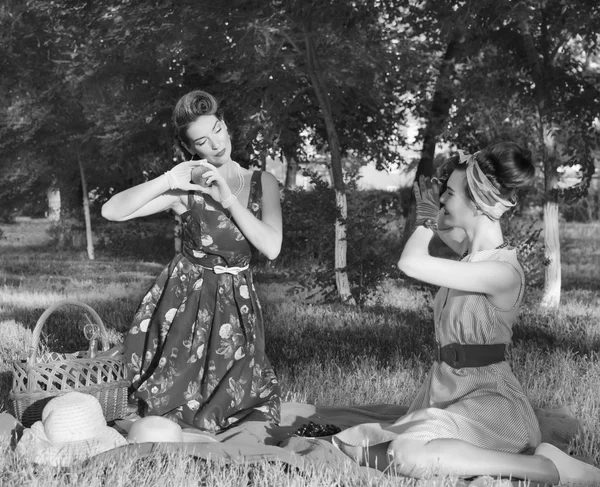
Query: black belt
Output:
[[435, 342, 506, 369]]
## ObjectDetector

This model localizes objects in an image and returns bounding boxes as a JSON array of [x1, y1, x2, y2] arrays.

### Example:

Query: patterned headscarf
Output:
[[457, 150, 516, 221]]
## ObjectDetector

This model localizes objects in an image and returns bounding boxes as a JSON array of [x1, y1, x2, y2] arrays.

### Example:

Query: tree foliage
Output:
[[1, 0, 599, 301]]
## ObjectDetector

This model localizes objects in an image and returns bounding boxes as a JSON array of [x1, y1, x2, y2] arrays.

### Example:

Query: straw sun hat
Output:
[[15, 391, 127, 467]]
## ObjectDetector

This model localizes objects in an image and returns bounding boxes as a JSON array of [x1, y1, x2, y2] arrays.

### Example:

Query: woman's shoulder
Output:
[[257, 171, 281, 198], [479, 247, 524, 277], [260, 170, 279, 187], [470, 247, 522, 267]]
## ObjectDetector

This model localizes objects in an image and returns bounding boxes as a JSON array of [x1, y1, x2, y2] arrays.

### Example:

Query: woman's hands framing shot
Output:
[[413, 175, 441, 230]]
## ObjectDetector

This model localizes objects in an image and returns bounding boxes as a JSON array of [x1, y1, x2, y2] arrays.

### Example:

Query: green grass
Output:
[[0, 218, 599, 486]]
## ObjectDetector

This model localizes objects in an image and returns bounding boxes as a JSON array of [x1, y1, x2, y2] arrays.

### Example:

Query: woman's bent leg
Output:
[[388, 437, 560, 483], [332, 437, 393, 472], [334, 433, 600, 485]]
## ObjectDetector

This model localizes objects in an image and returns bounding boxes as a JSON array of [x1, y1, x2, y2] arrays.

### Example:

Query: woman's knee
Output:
[[387, 438, 436, 478]]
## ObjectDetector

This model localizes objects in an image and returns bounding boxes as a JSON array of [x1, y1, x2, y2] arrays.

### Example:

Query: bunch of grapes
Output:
[[295, 421, 341, 437]]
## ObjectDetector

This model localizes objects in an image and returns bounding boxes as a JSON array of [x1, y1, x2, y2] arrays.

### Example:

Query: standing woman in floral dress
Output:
[[333, 142, 600, 485], [102, 90, 281, 433]]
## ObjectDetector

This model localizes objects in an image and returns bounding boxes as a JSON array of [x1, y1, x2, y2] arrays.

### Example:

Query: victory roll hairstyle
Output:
[[172, 90, 223, 158]]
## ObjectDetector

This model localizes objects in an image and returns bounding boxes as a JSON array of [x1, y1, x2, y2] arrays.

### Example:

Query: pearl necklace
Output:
[[230, 162, 245, 197]]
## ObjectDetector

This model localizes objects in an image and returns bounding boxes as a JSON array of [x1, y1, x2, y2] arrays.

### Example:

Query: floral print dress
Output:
[[124, 171, 281, 433]]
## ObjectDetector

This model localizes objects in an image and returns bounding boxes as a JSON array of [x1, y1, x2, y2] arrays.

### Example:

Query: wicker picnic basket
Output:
[[10, 299, 130, 427]]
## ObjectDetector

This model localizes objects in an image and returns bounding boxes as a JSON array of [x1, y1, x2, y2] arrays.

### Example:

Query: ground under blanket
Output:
[[0, 402, 587, 485]]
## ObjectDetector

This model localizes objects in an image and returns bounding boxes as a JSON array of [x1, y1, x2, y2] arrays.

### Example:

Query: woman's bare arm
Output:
[[398, 226, 518, 296], [224, 172, 282, 260], [102, 161, 205, 221]]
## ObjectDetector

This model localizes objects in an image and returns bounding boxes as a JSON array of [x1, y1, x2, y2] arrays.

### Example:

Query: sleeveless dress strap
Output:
[[247, 171, 263, 262], [187, 190, 208, 211], [248, 171, 263, 215]]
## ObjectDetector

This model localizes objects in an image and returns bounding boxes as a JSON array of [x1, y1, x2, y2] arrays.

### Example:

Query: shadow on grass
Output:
[[6, 293, 599, 378], [0, 244, 75, 254], [266, 306, 434, 372], [5, 301, 139, 354], [264, 300, 600, 376], [562, 277, 600, 293], [3, 265, 599, 419]]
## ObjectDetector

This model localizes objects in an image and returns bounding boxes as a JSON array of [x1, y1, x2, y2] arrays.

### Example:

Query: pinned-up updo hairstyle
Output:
[[449, 142, 535, 203], [469, 142, 535, 199], [172, 90, 223, 158]]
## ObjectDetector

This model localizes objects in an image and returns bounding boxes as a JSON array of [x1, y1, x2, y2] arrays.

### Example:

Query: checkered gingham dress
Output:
[[335, 247, 541, 453]]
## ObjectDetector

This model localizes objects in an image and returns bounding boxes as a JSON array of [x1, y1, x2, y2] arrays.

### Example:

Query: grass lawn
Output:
[[1, 218, 599, 486]]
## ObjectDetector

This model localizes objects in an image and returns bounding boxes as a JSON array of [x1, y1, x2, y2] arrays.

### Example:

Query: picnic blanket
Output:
[[0, 402, 586, 485]]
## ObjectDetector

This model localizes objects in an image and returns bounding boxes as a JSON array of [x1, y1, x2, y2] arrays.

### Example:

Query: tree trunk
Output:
[[402, 29, 464, 242], [304, 26, 355, 305], [76, 146, 95, 260], [283, 150, 298, 190], [333, 189, 353, 302], [259, 150, 268, 171], [520, 17, 561, 308], [539, 124, 562, 307], [541, 200, 561, 307], [46, 183, 61, 221], [537, 127, 563, 307]]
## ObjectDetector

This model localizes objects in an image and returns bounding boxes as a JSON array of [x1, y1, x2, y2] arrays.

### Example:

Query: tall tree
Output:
[[401, 25, 467, 241], [457, 0, 600, 307], [1, 0, 195, 251], [211, 0, 410, 303], [394, 0, 599, 307], [447, 0, 600, 307], [515, 3, 598, 307]]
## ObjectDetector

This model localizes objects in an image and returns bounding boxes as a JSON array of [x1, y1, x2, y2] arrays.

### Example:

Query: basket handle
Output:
[[28, 299, 110, 366]]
